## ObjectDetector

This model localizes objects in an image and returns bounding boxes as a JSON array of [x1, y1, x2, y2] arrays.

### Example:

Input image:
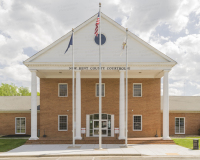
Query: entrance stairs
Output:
[[25, 137, 175, 145]]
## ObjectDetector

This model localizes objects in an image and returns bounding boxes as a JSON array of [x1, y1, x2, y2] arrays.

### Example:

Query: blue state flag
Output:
[[64, 33, 73, 53]]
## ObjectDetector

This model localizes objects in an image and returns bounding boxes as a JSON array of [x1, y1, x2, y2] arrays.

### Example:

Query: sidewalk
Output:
[[0, 144, 200, 157]]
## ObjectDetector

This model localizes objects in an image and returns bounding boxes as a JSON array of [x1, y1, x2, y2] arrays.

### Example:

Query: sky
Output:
[[0, 0, 200, 96]]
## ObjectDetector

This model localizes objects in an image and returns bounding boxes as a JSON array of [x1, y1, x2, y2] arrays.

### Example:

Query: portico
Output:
[[23, 12, 176, 142]]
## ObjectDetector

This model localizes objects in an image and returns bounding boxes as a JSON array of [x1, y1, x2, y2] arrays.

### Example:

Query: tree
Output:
[[0, 83, 40, 96], [18, 86, 31, 96]]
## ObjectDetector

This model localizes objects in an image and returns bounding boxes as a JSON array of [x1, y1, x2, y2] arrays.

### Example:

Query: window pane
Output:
[[102, 114, 107, 119], [102, 84, 104, 96], [59, 84, 67, 96], [96, 84, 105, 97], [16, 118, 26, 134], [102, 121, 107, 128], [94, 121, 99, 128], [175, 118, 179, 133], [94, 129, 99, 135], [180, 118, 184, 133], [133, 116, 141, 130], [102, 130, 106, 135], [134, 84, 141, 97], [108, 130, 111, 136], [90, 130, 93, 136], [108, 120, 111, 129], [94, 114, 99, 119], [90, 120, 93, 129], [90, 115, 93, 120], [96, 84, 99, 96], [59, 116, 67, 130]]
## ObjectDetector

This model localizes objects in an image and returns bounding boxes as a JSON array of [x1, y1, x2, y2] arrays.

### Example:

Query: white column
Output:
[[163, 70, 171, 140], [75, 71, 82, 139], [29, 70, 38, 140], [118, 71, 125, 139]]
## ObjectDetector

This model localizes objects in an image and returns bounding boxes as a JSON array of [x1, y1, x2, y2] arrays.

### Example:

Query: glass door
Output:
[[93, 120, 108, 137]]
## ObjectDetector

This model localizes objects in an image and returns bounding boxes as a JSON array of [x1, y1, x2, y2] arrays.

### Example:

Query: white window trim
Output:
[[175, 117, 185, 134], [133, 83, 142, 97], [133, 115, 142, 131], [58, 115, 68, 131], [15, 117, 26, 134], [58, 83, 68, 97], [95, 83, 105, 97]]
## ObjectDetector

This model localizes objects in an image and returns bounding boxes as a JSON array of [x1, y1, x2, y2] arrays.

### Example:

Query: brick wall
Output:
[[40, 78, 161, 138], [0, 113, 40, 135], [161, 113, 200, 136]]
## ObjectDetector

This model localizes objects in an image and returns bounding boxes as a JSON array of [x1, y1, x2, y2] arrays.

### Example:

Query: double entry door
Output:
[[93, 120, 108, 137]]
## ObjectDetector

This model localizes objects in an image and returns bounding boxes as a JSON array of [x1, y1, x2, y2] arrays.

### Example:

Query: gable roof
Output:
[[24, 12, 176, 65]]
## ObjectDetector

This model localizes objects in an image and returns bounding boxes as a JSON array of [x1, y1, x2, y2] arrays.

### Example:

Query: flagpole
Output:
[[72, 28, 75, 147], [99, 2, 102, 150], [125, 28, 128, 147]]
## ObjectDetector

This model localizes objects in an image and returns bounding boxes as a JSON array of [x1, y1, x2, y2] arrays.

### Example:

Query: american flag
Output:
[[94, 12, 100, 37]]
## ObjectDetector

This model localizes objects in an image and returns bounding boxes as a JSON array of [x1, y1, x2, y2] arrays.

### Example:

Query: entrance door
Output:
[[93, 120, 108, 137]]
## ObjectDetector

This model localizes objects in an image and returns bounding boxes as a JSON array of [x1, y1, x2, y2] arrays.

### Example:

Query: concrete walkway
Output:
[[0, 144, 200, 157]]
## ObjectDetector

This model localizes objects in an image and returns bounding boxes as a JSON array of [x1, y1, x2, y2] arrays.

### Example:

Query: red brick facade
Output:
[[1, 78, 200, 139], [0, 113, 40, 135]]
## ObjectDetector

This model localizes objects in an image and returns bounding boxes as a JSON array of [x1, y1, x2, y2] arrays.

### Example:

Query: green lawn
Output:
[[0, 139, 27, 152], [172, 138, 200, 149], [186, 137, 200, 139]]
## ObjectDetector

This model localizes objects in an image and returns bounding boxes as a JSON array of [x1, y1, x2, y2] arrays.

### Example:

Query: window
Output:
[[96, 83, 105, 97], [58, 84, 68, 97], [15, 117, 26, 134], [133, 115, 142, 131], [58, 115, 68, 131], [133, 83, 142, 97], [175, 117, 185, 134]]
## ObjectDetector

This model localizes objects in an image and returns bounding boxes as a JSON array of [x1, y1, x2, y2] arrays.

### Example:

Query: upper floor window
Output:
[[58, 83, 68, 97], [96, 83, 105, 97], [133, 83, 142, 97]]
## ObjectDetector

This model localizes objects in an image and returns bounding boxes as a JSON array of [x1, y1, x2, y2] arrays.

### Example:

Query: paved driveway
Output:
[[0, 144, 200, 157]]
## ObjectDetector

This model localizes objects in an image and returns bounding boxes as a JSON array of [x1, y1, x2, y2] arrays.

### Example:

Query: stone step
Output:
[[25, 139, 175, 145]]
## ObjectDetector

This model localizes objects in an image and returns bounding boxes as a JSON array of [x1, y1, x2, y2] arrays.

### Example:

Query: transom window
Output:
[[15, 117, 26, 134], [133, 83, 142, 97], [58, 83, 68, 97], [133, 115, 142, 131], [58, 115, 68, 131], [96, 83, 105, 97], [175, 117, 185, 134]]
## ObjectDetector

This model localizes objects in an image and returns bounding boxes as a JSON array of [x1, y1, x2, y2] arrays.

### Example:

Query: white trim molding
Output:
[[175, 117, 185, 134], [133, 115, 142, 131], [15, 117, 26, 134], [58, 83, 68, 97], [96, 83, 105, 97], [133, 83, 142, 97], [58, 115, 68, 131]]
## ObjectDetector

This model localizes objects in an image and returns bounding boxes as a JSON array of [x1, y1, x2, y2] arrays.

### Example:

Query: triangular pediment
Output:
[[24, 13, 176, 65]]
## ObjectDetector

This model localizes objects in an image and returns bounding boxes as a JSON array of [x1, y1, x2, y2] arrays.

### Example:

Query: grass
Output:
[[186, 137, 200, 139], [172, 138, 200, 149], [0, 139, 27, 152]]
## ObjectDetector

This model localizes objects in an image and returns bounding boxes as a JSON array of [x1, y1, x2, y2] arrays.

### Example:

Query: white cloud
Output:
[[0, 0, 200, 96]]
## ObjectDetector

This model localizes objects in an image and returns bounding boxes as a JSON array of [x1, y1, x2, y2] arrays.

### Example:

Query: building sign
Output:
[[81, 128, 86, 134], [114, 128, 119, 134], [69, 67, 130, 70]]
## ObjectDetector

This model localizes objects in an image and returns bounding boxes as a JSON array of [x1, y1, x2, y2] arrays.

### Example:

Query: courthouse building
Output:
[[2, 13, 199, 143]]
